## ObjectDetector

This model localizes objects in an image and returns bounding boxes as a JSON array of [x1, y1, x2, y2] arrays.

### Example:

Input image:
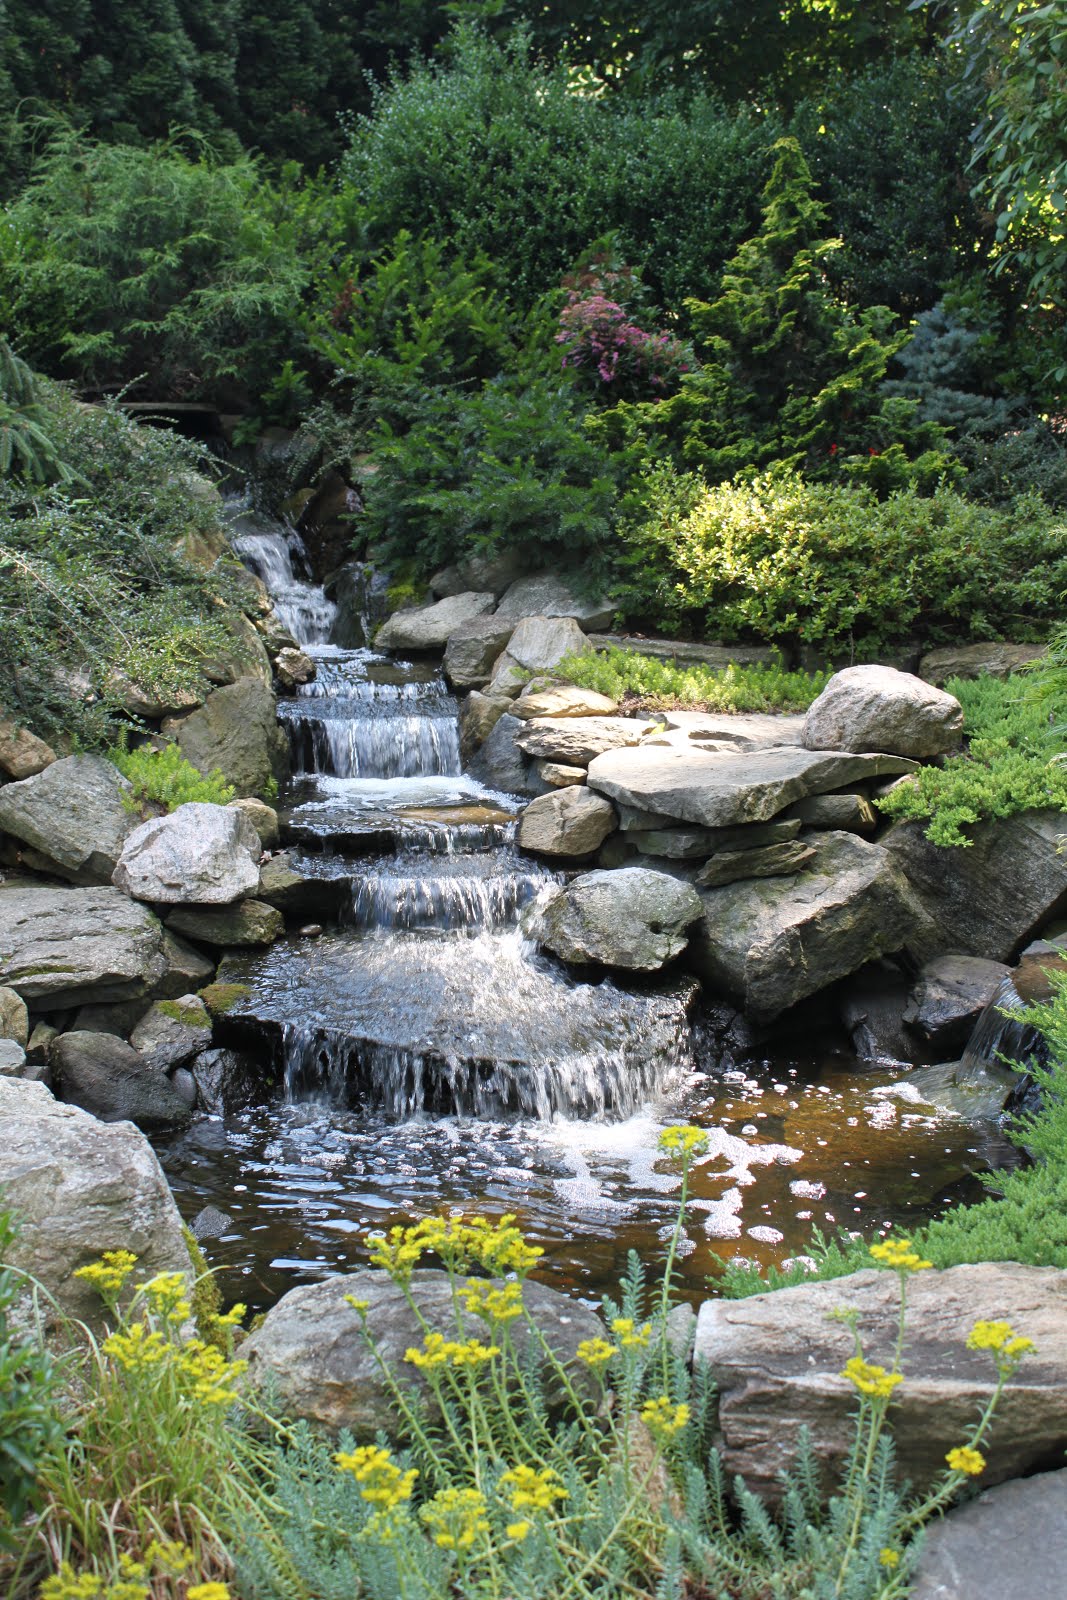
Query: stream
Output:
[[154, 513, 1021, 1312]]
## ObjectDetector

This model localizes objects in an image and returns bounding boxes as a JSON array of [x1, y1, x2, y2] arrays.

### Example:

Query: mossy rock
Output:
[[199, 981, 252, 1017]]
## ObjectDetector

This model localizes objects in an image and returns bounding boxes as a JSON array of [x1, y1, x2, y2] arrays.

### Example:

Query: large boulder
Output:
[[903, 954, 1013, 1054], [228, 796, 280, 852], [491, 616, 591, 691], [909, 1467, 1067, 1600], [0, 1077, 190, 1328], [494, 573, 614, 630], [803, 666, 964, 759], [468, 713, 544, 796], [511, 685, 619, 720], [129, 996, 213, 1072], [240, 1267, 605, 1437], [695, 839, 815, 888], [656, 710, 806, 749], [883, 810, 1067, 962], [257, 852, 347, 920], [529, 867, 702, 971], [587, 744, 916, 831], [691, 832, 919, 1021], [113, 802, 261, 905], [694, 1262, 1067, 1502], [0, 717, 55, 779], [517, 787, 618, 857], [0, 882, 166, 1008], [0, 986, 29, 1047], [459, 691, 512, 759], [429, 551, 527, 599], [51, 1030, 192, 1130], [514, 716, 647, 766], [919, 641, 1045, 687], [0, 754, 135, 884], [442, 615, 517, 689], [165, 899, 283, 947], [164, 676, 288, 799], [376, 591, 495, 652], [156, 927, 216, 998]]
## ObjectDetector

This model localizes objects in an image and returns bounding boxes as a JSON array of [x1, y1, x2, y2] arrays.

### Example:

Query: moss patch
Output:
[[158, 998, 211, 1028], [198, 982, 251, 1017]]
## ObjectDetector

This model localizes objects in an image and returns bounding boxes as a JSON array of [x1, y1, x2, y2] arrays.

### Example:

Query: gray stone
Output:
[[442, 615, 517, 689], [0, 985, 28, 1046], [197, 609, 274, 687], [657, 710, 806, 749], [0, 1039, 26, 1075], [904, 955, 1013, 1053], [459, 690, 512, 758], [536, 762, 588, 788], [257, 852, 347, 920], [634, 819, 803, 860], [105, 674, 202, 720], [376, 591, 496, 652], [164, 676, 288, 799], [191, 1203, 235, 1241], [919, 641, 1046, 688], [515, 716, 647, 766], [113, 801, 261, 905], [491, 616, 591, 687], [495, 574, 614, 630], [883, 810, 1067, 962], [129, 996, 212, 1071], [693, 1262, 1067, 1502], [586, 634, 780, 669], [72, 1000, 150, 1037], [166, 899, 284, 948], [529, 867, 702, 971], [587, 744, 917, 831], [909, 1467, 1067, 1600], [51, 1030, 192, 1130], [430, 551, 527, 599], [511, 685, 619, 720], [0, 718, 55, 779], [839, 963, 915, 1063], [228, 796, 279, 851], [0, 882, 166, 1008], [517, 787, 618, 857], [616, 803, 680, 833], [274, 646, 315, 691], [241, 1268, 605, 1437], [785, 792, 877, 833], [0, 755, 135, 884], [0, 1077, 189, 1328], [696, 840, 815, 888], [803, 666, 964, 759], [691, 832, 919, 1021], [169, 1066, 198, 1107], [468, 713, 543, 796], [189, 1047, 261, 1114], [26, 1022, 57, 1063], [155, 928, 216, 998]]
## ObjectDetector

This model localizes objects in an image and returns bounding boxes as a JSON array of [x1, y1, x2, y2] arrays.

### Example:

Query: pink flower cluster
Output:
[[555, 288, 692, 400]]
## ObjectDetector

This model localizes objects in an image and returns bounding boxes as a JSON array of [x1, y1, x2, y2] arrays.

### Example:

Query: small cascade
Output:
[[956, 953, 1064, 1086], [278, 653, 461, 779], [226, 495, 336, 645], [345, 849, 554, 933]]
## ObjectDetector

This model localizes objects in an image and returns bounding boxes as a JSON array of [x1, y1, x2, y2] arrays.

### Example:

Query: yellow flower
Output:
[[577, 1337, 618, 1370], [641, 1396, 691, 1437], [141, 1538, 194, 1575], [879, 1548, 900, 1569], [506, 1521, 531, 1542], [367, 1226, 425, 1284], [657, 1125, 709, 1159], [449, 1337, 501, 1367], [215, 1302, 246, 1328], [344, 1294, 370, 1317], [103, 1323, 169, 1371], [945, 1446, 985, 1476], [335, 1445, 418, 1510], [869, 1237, 933, 1273], [138, 1271, 190, 1321], [499, 1464, 568, 1512], [177, 1338, 247, 1406], [420, 1486, 490, 1551], [841, 1356, 903, 1400], [105, 1585, 149, 1600], [73, 1250, 138, 1300], [611, 1316, 651, 1349], [459, 1278, 524, 1323], [187, 1586, 232, 1600], [405, 1331, 452, 1370], [39, 1567, 105, 1600]]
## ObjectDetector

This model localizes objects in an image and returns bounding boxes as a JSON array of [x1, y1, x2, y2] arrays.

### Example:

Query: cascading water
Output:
[[225, 493, 337, 645]]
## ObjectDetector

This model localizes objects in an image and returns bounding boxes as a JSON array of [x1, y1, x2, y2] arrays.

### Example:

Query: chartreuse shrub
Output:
[[110, 741, 235, 816], [877, 674, 1067, 847], [557, 646, 829, 714]]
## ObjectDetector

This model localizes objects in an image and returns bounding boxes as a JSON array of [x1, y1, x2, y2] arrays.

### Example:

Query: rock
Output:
[[442, 616, 517, 689], [537, 762, 588, 788], [105, 674, 202, 720], [839, 963, 915, 1063], [0, 1077, 189, 1327], [164, 677, 288, 799], [459, 691, 512, 759], [785, 792, 877, 833], [883, 811, 1067, 962], [511, 685, 619, 720], [517, 788, 618, 857], [430, 551, 527, 599], [156, 928, 216, 998], [129, 996, 212, 1071], [166, 899, 284, 947], [691, 832, 919, 1021], [228, 796, 279, 851], [530, 867, 702, 971], [693, 1262, 1067, 1502], [656, 710, 806, 749], [495, 574, 614, 630], [696, 840, 815, 888], [587, 745, 917, 831], [491, 616, 591, 688], [198, 609, 274, 687], [0, 1039, 27, 1075], [169, 1067, 198, 1107], [26, 1022, 57, 1064], [72, 999, 149, 1037], [468, 714, 543, 796], [0, 986, 28, 1047], [633, 819, 803, 860], [51, 1030, 192, 1130], [586, 633, 780, 669], [0, 755, 135, 884], [903, 955, 1013, 1053], [803, 666, 964, 759], [909, 1467, 1067, 1600], [113, 802, 261, 905], [274, 646, 315, 691], [241, 1268, 605, 1437], [0, 718, 55, 779], [257, 852, 347, 920], [514, 716, 647, 767], [299, 923, 323, 938], [0, 883, 166, 1008], [376, 592, 496, 652], [189, 1046, 262, 1113], [919, 641, 1046, 688]]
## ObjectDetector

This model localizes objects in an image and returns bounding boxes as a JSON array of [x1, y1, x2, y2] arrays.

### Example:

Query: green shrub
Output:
[[110, 740, 235, 814], [877, 674, 1067, 847], [557, 646, 829, 714], [0, 1211, 66, 1543], [620, 469, 1067, 654]]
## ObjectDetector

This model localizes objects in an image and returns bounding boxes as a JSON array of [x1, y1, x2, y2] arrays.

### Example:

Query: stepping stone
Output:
[[909, 1467, 1067, 1600]]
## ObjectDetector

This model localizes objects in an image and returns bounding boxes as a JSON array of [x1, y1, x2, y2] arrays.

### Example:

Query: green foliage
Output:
[[0, 339, 81, 486], [620, 467, 1067, 653], [0, 1210, 65, 1541], [877, 673, 1067, 846], [110, 740, 235, 815], [557, 646, 830, 714]]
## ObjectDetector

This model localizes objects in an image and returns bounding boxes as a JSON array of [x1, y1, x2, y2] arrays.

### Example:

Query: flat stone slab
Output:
[[656, 711, 806, 748], [695, 839, 814, 887], [909, 1467, 1067, 1600], [0, 882, 166, 1008], [515, 716, 647, 766], [511, 686, 619, 720], [0, 754, 134, 884], [376, 591, 496, 652], [587, 634, 780, 668], [495, 574, 614, 629], [919, 641, 1046, 687], [586, 744, 916, 830]]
